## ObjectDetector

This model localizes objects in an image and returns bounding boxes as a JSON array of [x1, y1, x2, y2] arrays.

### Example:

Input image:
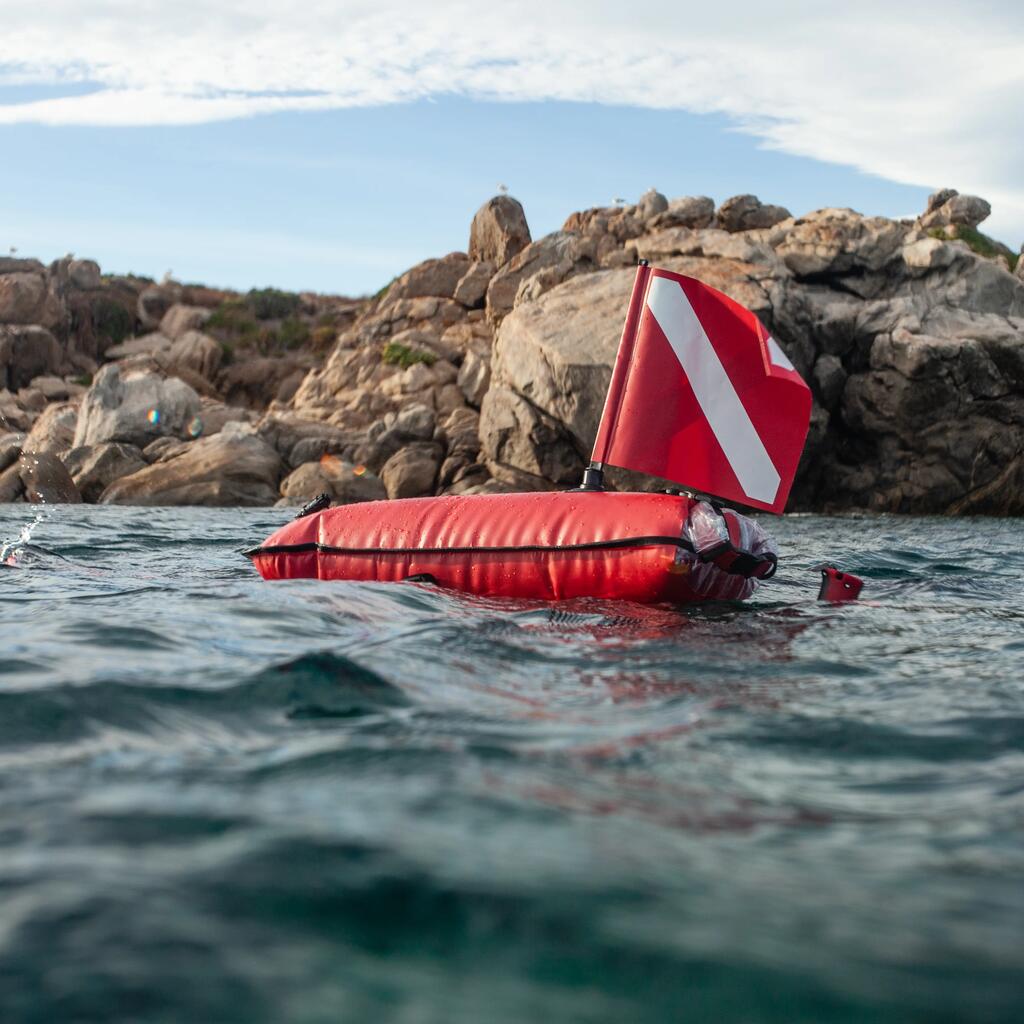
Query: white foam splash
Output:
[[0, 512, 44, 566]]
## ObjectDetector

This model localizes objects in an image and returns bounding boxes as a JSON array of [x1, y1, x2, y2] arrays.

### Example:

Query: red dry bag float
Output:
[[248, 491, 778, 604], [250, 263, 815, 604]]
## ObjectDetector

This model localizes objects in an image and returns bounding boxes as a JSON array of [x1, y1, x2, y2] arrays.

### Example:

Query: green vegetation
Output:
[[373, 278, 394, 302], [277, 316, 311, 350], [246, 287, 301, 320], [928, 226, 1019, 272], [91, 299, 134, 346], [312, 324, 338, 352], [72, 372, 93, 387], [206, 299, 259, 341], [382, 341, 436, 369]]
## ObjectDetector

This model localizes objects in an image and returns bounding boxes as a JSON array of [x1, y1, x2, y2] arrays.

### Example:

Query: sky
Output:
[[1, 0, 1022, 296]]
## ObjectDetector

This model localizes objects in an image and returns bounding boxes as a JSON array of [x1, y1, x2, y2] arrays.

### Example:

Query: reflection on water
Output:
[[0, 506, 1022, 1023]]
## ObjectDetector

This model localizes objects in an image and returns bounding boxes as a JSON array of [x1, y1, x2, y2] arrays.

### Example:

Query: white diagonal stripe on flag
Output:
[[645, 277, 781, 505]]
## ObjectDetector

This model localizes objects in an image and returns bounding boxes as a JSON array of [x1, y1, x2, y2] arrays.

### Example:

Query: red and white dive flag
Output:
[[592, 265, 811, 514]]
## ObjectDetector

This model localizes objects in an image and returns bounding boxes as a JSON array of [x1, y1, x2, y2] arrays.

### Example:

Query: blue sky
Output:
[[1, 1, 1021, 296]]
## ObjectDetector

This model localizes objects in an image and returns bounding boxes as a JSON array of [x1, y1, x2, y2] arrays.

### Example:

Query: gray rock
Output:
[[104, 333, 173, 359], [137, 285, 180, 331], [469, 196, 532, 267], [0, 325, 63, 391], [457, 346, 491, 407], [651, 195, 716, 230], [717, 194, 792, 233], [384, 253, 473, 303], [637, 188, 669, 221], [64, 442, 147, 502], [453, 260, 495, 308], [22, 403, 79, 456], [812, 354, 846, 409], [0, 272, 64, 329], [168, 330, 222, 381], [280, 459, 385, 505], [920, 193, 992, 230], [100, 427, 281, 506], [0, 432, 24, 473], [441, 407, 480, 456], [74, 363, 202, 449], [0, 462, 24, 502], [19, 452, 82, 504], [68, 259, 102, 290], [485, 231, 592, 323], [381, 442, 443, 499], [142, 436, 190, 463], [159, 304, 211, 341], [478, 385, 584, 485]]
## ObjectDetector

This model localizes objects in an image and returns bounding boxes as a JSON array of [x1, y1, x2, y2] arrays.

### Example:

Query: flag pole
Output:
[[581, 259, 651, 491]]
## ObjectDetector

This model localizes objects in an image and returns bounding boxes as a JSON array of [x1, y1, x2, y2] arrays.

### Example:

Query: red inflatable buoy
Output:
[[247, 490, 777, 605]]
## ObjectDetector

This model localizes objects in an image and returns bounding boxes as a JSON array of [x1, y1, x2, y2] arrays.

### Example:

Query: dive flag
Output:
[[592, 266, 811, 514]]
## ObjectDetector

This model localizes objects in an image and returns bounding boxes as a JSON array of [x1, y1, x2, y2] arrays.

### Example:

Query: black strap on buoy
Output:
[[294, 492, 331, 520]]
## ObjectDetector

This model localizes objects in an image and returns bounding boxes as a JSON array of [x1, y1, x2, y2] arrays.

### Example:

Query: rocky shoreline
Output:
[[2, 187, 1023, 514]]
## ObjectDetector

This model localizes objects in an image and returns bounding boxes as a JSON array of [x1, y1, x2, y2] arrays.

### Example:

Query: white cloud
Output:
[[2, 0, 1023, 240]]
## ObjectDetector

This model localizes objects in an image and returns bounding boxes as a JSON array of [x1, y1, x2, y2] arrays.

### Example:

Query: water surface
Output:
[[1, 506, 1022, 1023]]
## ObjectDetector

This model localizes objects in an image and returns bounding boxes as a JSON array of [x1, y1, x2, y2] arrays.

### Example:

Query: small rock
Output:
[[0, 325, 63, 391], [159, 304, 211, 341], [104, 333, 173, 359], [812, 355, 847, 409], [22, 402, 79, 456], [920, 193, 992, 230], [384, 253, 473, 303], [137, 285, 180, 331], [457, 346, 491, 407], [469, 196, 532, 267], [0, 431, 24, 472], [716, 194, 792, 233], [381, 442, 443, 499], [64, 442, 147, 502], [68, 259, 102, 290], [653, 195, 716, 230], [168, 330, 222, 381], [0, 462, 24, 502], [392, 403, 436, 441], [19, 452, 82, 504], [442, 407, 480, 456], [453, 260, 495, 308], [637, 188, 669, 221], [29, 375, 73, 402]]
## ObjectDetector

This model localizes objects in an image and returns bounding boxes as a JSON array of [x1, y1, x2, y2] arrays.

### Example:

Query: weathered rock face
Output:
[[0, 326, 63, 390], [159, 304, 210, 340], [381, 441, 443, 499], [0, 432, 25, 472], [717, 194, 792, 233], [100, 426, 281, 506], [23, 402, 79, 456], [19, 452, 82, 504], [280, 457, 386, 505], [384, 253, 473, 303], [0, 270, 63, 329], [469, 196, 532, 267], [919, 189, 992, 230], [74, 364, 202, 449], [168, 331, 222, 381], [64, 442, 147, 503]]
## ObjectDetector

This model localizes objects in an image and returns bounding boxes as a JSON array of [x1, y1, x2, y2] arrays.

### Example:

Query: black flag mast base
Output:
[[579, 463, 605, 491]]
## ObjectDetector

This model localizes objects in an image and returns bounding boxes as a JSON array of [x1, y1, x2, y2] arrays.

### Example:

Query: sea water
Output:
[[0, 505, 1022, 1023]]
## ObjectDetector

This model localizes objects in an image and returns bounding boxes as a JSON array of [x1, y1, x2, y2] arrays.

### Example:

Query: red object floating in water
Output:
[[817, 566, 863, 603], [247, 491, 777, 605]]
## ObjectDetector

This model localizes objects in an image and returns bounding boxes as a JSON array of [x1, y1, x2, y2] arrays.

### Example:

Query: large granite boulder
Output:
[[99, 425, 281, 506], [168, 330, 222, 381], [279, 458, 386, 505], [380, 442, 443, 499], [159, 304, 210, 340], [919, 189, 992, 230], [74, 363, 202, 449]]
